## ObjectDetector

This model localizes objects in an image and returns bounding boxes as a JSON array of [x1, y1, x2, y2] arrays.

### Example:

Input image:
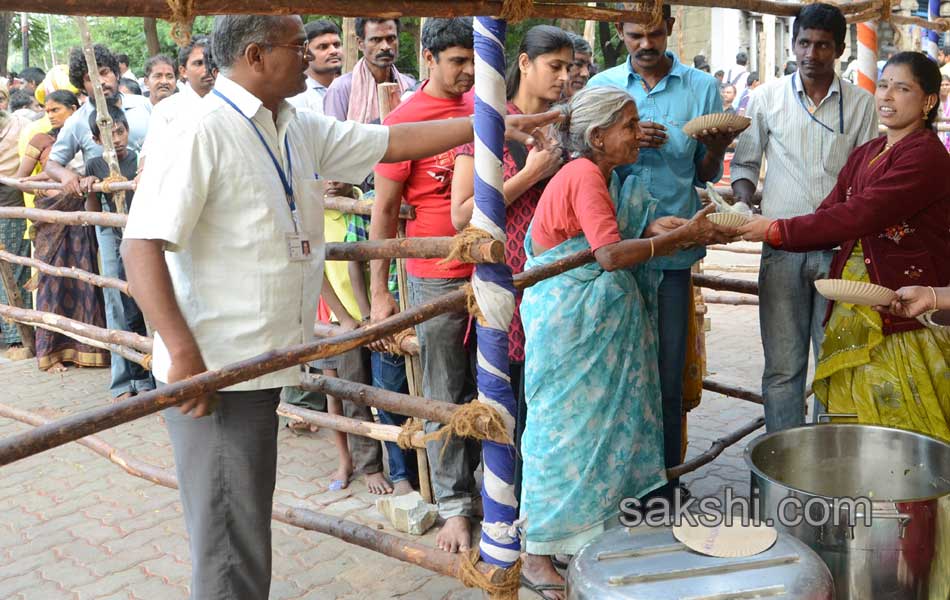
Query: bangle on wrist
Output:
[[766, 220, 783, 247], [930, 286, 939, 311], [649, 238, 655, 260]]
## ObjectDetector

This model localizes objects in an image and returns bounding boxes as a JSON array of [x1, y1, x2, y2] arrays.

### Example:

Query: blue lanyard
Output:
[[792, 73, 844, 134], [213, 89, 296, 211]]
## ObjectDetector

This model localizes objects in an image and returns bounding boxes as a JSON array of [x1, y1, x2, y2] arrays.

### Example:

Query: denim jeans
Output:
[[372, 352, 417, 485], [759, 247, 832, 432], [657, 268, 692, 494], [98, 225, 153, 397], [408, 276, 479, 519]]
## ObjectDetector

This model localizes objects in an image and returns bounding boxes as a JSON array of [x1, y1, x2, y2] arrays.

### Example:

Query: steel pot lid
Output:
[[567, 526, 834, 600]]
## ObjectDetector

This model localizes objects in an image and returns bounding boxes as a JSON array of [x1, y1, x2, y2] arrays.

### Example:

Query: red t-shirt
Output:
[[531, 158, 621, 252], [375, 83, 475, 279]]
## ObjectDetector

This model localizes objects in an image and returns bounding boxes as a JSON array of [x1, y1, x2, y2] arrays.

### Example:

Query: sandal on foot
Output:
[[328, 479, 348, 491], [551, 555, 571, 571], [520, 574, 565, 599]]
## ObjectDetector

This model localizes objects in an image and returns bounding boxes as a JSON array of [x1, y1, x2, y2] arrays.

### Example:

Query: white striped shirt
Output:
[[731, 73, 879, 219]]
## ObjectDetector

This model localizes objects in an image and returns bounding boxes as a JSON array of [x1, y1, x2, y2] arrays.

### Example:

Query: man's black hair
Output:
[[793, 3, 847, 52], [116, 53, 130, 67], [784, 61, 798, 75], [747, 71, 760, 86], [119, 78, 142, 95], [355, 17, 400, 39], [421, 18, 473, 59], [9, 89, 34, 111], [89, 101, 129, 140], [305, 19, 341, 41], [68, 44, 120, 91], [177, 35, 211, 71], [736, 51, 748, 65], [145, 54, 177, 77], [18, 67, 45, 86]]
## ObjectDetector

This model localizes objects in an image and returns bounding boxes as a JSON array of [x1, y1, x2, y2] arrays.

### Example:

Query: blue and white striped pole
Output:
[[927, 0, 940, 61], [471, 16, 521, 568]]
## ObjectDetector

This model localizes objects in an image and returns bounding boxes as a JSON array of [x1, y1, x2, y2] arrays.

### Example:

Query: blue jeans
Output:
[[759, 247, 832, 432], [97, 225, 154, 397], [657, 269, 692, 492], [371, 352, 417, 485]]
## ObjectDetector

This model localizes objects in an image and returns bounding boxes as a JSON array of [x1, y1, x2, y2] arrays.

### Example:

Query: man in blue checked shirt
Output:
[[588, 3, 740, 502]]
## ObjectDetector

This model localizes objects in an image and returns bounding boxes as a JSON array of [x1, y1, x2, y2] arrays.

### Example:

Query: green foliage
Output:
[[7, 14, 50, 69]]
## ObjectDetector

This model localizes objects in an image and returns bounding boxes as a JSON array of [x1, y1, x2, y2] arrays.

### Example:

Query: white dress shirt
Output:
[[139, 84, 202, 162], [125, 75, 389, 390], [287, 75, 330, 115], [730, 73, 879, 219]]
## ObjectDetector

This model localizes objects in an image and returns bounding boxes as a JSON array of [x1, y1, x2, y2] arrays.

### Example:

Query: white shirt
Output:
[[731, 74, 879, 219], [287, 75, 330, 115], [139, 84, 202, 162], [125, 75, 389, 390]]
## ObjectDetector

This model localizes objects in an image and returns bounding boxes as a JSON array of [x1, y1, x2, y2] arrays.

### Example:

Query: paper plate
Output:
[[707, 212, 751, 227], [682, 113, 751, 137], [673, 522, 778, 558], [814, 279, 897, 306]]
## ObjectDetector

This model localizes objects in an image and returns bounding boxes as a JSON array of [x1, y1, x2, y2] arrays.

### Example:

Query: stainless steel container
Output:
[[567, 526, 834, 599], [745, 423, 950, 599]]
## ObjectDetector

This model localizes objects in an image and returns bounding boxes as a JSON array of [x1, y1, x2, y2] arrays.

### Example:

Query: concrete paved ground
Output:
[[0, 246, 772, 599]]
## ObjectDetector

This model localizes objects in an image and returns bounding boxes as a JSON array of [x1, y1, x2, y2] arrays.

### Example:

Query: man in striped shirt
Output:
[[731, 3, 878, 433]]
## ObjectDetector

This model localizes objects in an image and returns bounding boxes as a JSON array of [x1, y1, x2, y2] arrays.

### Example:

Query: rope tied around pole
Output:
[[461, 282, 488, 326], [395, 402, 513, 450], [500, 0, 533, 23], [99, 174, 128, 195], [384, 328, 416, 356], [165, 0, 196, 46], [439, 225, 502, 266], [456, 548, 522, 599]]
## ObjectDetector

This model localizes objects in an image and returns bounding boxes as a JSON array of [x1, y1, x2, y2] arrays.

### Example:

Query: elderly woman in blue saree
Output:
[[518, 86, 717, 598]]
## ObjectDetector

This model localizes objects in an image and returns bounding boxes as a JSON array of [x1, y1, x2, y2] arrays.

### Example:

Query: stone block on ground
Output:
[[375, 492, 437, 536]]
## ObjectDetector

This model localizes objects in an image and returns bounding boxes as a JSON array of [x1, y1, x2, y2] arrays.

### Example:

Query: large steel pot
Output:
[[745, 423, 950, 599], [567, 526, 834, 599]]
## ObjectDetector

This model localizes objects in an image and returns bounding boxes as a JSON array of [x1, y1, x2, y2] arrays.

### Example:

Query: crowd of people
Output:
[[0, 4, 948, 600]]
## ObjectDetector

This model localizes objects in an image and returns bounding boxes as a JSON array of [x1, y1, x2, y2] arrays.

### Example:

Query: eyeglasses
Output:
[[269, 42, 314, 59]]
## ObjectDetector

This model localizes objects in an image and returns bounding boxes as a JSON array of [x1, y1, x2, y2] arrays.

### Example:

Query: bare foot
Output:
[[436, 516, 471, 553], [112, 392, 134, 403], [365, 472, 394, 495], [49, 362, 68, 373], [5, 346, 33, 361], [330, 461, 354, 490], [521, 554, 566, 600], [392, 480, 414, 496]]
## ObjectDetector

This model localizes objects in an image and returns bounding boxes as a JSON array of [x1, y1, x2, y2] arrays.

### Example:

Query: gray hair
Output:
[[212, 15, 298, 73], [558, 86, 635, 158]]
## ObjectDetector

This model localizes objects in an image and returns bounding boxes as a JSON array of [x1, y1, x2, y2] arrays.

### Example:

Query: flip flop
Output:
[[328, 479, 348, 491], [520, 574, 566, 599], [551, 555, 570, 571]]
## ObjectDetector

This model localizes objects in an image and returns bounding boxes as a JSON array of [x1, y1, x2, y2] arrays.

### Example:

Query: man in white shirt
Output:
[[122, 15, 554, 599], [725, 51, 750, 104], [287, 19, 343, 114], [139, 37, 217, 164], [731, 3, 878, 432], [116, 54, 138, 82]]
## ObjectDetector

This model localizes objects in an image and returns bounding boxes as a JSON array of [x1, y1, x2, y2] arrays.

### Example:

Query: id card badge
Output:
[[286, 231, 313, 262]]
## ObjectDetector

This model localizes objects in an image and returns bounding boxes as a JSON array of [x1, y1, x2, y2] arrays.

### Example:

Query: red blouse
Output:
[[778, 129, 950, 335], [457, 102, 547, 362]]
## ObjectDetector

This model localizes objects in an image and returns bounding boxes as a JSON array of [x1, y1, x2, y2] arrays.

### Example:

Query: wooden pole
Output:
[[703, 379, 763, 404], [0, 402, 511, 586], [313, 321, 419, 355], [667, 417, 765, 479], [0, 206, 127, 228], [0, 259, 35, 356], [4, 315, 149, 367], [377, 82, 403, 120], [300, 374, 457, 423], [703, 292, 759, 306], [0, 249, 130, 295], [323, 196, 415, 220], [692, 273, 759, 296], [75, 17, 127, 213], [278, 402, 427, 448], [418, 18, 430, 81], [326, 236, 504, 263], [342, 17, 358, 73], [0, 303, 152, 354], [0, 249, 596, 466], [702, 264, 760, 274], [707, 244, 761, 255], [0, 175, 136, 194]]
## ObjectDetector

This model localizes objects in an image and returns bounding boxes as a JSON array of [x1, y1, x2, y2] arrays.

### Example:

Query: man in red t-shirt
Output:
[[370, 18, 478, 554]]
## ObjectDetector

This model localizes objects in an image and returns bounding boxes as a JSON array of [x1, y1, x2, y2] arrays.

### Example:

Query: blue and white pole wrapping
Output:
[[927, 0, 941, 61], [471, 16, 521, 568]]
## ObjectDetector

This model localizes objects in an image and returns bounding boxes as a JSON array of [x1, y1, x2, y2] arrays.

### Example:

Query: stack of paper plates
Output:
[[814, 279, 897, 306], [682, 113, 751, 137]]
